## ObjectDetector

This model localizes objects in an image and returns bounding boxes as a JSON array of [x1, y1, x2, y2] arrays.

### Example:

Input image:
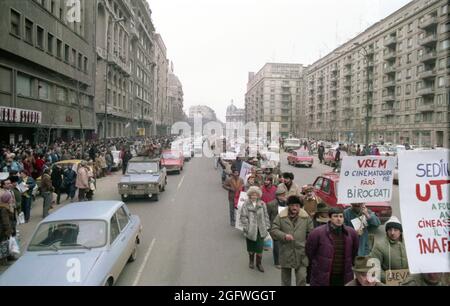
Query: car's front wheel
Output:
[[121, 195, 128, 202], [128, 239, 138, 263]]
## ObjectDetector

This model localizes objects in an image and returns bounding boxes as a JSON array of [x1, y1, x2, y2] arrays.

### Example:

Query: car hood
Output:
[[120, 174, 160, 183], [0, 250, 103, 286]]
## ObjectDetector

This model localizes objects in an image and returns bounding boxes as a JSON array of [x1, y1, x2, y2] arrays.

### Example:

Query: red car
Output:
[[287, 149, 314, 168], [323, 149, 347, 167], [161, 150, 184, 174], [312, 172, 392, 223]]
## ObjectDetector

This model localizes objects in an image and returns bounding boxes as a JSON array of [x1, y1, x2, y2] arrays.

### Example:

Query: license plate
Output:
[[131, 185, 145, 190]]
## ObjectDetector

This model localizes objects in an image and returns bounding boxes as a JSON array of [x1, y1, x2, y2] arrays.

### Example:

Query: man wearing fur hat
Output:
[[369, 216, 408, 283], [267, 185, 288, 269], [271, 195, 313, 286]]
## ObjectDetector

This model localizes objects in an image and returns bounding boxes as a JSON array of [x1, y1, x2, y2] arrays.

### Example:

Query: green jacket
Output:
[[266, 198, 287, 228], [401, 274, 445, 286], [369, 235, 409, 283], [270, 208, 314, 269]]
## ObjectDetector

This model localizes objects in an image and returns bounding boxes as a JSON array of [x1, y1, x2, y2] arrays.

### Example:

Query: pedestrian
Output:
[[18, 170, 36, 223], [9, 175, 22, 219], [122, 149, 133, 175], [271, 195, 313, 286], [239, 186, 270, 272], [0, 178, 16, 238], [306, 208, 359, 286], [301, 185, 323, 218], [369, 216, 408, 283], [63, 164, 77, 202], [312, 203, 330, 228], [75, 161, 89, 202], [317, 143, 325, 164], [333, 144, 342, 172], [345, 256, 385, 286], [232, 157, 243, 173], [266, 185, 288, 269], [105, 150, 114, 175], [0, 192, 13, 266], [51, 164, 63, 205], [222, 167, 244, 227], [100, 153, 107, 177], [344, 203, 381, 256], [245, 175, 259, 191], [401, 273, 445, 286], [40, 168, 54, 218], [261, 175, 277, 204], [277, 172, 301, 198], [356, 144, 361, 156]]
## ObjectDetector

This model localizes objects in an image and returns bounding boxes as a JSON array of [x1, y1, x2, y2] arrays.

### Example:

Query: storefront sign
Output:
[[0, 107, 42, 124]]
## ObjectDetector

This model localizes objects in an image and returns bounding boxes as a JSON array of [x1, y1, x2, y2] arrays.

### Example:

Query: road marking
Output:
[[177, 175, 185, 191], [132, 238, 156, 286]]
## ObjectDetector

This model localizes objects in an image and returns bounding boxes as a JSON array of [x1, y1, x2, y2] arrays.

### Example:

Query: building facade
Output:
[[168, 68, 185, 124], [154, 33, 170, 135], [189, 105, 217, 122], [245, 63, 305, 138], [226, 101, 245, 123], [304, 0, 449, 147], [0, 0, 97, 144]]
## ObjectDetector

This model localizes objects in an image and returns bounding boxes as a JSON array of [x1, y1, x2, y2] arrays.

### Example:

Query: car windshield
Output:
[[162, 152, 179, 159], [285, 139, 300, 146], [127, 162, 158, 173], [28, 220, 107, 251], [296, 150, 310, 157]]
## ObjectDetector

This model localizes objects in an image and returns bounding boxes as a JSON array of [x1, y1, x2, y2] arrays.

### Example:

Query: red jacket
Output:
[[261, 185, 277, 204]]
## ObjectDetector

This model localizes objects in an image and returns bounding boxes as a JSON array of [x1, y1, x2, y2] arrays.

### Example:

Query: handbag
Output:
[[264, 236, 273, 249], [17, 212, 25, 224], [8, 236, 20, 258]]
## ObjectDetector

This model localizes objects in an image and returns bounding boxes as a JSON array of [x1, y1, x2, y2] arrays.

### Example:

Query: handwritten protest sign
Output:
[[337, 156, 396, 204], [398, 149, 450, 273], [235, 192, 248, 231], [240, 162, 253, 184], [386, 269, 410, 286]]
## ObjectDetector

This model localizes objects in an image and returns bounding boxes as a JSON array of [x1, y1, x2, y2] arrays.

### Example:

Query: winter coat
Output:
[[261, 185, 277, 204], [20, 176, 36, 199], [239, 199, 270, 242], [344, 208, 381, 256], [63, 168, 77, 187], [51, 166, 63, 190], [75, 167, 89, 189], [369, 235, 409, 283], [40, 173, 54, 193], [401, 274, 445, 286], [278, 182, 301, 198], [223, 176, 244, 202], [266, 198, 287, 227], [345, 279, 384, 286], [105, 153, 113, 166], [306, 223, 359, 286], [318, 146, 325, 159], [0, 204, 12, 241], [271, 207, 314, 269], [302, 196, 323, 217]]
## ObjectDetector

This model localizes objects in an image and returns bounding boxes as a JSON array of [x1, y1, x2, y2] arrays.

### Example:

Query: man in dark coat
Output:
[[318, 143, 325, 164], [51, 164, 63, 204], [306, 207, 359, 286], [267, 185, 288, 269], [122, 149, 133, 175]]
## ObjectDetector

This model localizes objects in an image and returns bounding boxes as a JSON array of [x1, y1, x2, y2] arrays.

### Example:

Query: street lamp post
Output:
[[354, 43, 371, 149], [104, 17, 124, 141]]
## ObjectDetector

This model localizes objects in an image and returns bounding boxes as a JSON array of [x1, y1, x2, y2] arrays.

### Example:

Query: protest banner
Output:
[[337, 156, 396, 204], [385, 269, 410, 286], [240, 162, 253, 184], [398, 149, 450, 273], [235, 192, 248, 231]]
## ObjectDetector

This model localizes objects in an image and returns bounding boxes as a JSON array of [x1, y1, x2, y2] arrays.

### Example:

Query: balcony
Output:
[[383, 94, 395, 102], [420, 34, 438, 46], [383, 80, 396, 88], [330, 75, 338, 82], [343, 69, 352, 77], [383, 66, 396, 75], [343, 91, 351, 98], [384, 36, 397, 47], [330, 84, 337, 91], [419, 16, 438, 30], [417, 87, 435, 96], [343, 80, 351, 88], [366, 47, 375, 55], [331, 66, 338, 73], [344, 57, 352, 66], [421, 51, 437, 63], [383, 51, 396, 61], [364, 85, 374, 93], [418, 69, 436, 80], [366, 61, 374, 67], [417, 102, 435, 112], [383, 107, 396, 115]]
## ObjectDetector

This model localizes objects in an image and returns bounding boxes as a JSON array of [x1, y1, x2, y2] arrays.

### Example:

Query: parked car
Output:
[[161, 150, 184, 174], [118, 157, 167, 202], [111, 151, 123, 171], [182, 144, 192, 161], [323, 149, 347, 167], [0, 201, 142, 286], [268, 143, 280, 152], [287, 149, 314, 168], [283, 138, 301, 152], [312, 173, 392, 223]]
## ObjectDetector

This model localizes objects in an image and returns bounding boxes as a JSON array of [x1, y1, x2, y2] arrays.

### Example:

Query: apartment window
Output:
[[408, 22, 413, 32], [417, 49, 423, 60], [0, 67, 12, 93], [64, 44, 69, 62], [441, 22, 450, 34], [407, 53, 412, 64], [438, 76, 445, 87], [406, 68, 412, 79], [84, 57, 88, 72], [397, 70, 402, 81], [441, 40, 450, 50], [78, 53, 82, 70], [406, 84, 411, 94], [17, 74, 32, 97], [397, 86, 401, 96], [36, 26, 44, 49], [405, 99, 410, 109], [407, 38, 413, 48], [72, 49, 76, 66], [436, 112, 442, 122], [416, 82, 421, 91], [441, 4, 449, 15], [38, 80, 49, 100], [404, 115, 409, 123], [398, 42, 403, 51], [25, 19, 33, 44], [436, 94, 443, 105], [56, 86, 67, 102], [415, 114, 421, 122], [10, 9, 21, 37], [51, 0, 55, 14], [56, 39, 62, 58], [47, 33, 54, 54]]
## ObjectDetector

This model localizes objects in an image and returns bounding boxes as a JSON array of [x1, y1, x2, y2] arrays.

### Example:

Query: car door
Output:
[[116, 206, 134, 265], [108, 213, 124, 280], [313, 177, 324, 199], [320, 178, 337, 208]]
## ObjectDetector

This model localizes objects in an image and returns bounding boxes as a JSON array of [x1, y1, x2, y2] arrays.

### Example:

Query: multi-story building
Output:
[[226, 101, 245, 123], [189, 105, 217, 122], [129, 0, 156, 137], [168, 68, 185, 124], [154, 33, 169, 135], [304, 0, 449, 147], [95, 0, 134, 139], [245, 63, 305, 138], [0, 0, 97, 144]]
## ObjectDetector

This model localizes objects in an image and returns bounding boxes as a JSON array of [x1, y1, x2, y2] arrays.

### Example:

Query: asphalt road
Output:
[[1, 152, 402, 285]]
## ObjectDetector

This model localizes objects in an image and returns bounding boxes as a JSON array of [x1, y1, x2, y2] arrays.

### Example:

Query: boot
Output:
[[248, 253, 255, 269], [256, 254, 264, 272]]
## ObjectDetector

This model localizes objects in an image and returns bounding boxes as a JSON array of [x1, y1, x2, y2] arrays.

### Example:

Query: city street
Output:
[[1, 152, 402, 285]]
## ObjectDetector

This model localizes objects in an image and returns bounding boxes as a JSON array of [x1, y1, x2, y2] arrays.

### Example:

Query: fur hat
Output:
[[287, 195, 302, 207]]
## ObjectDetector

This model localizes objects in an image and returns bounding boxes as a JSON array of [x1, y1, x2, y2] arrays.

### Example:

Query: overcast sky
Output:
[[149, 0, 412, 122]]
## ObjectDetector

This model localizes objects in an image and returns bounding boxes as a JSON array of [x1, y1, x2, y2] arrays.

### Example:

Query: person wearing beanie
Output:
[[271, 195, 313, 286], [306, 207, 359, 286], [240, 186, 270, 273], [267, 184, 288, 269], [277, 172, 301, 198], [369, 216, 409, 284]]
